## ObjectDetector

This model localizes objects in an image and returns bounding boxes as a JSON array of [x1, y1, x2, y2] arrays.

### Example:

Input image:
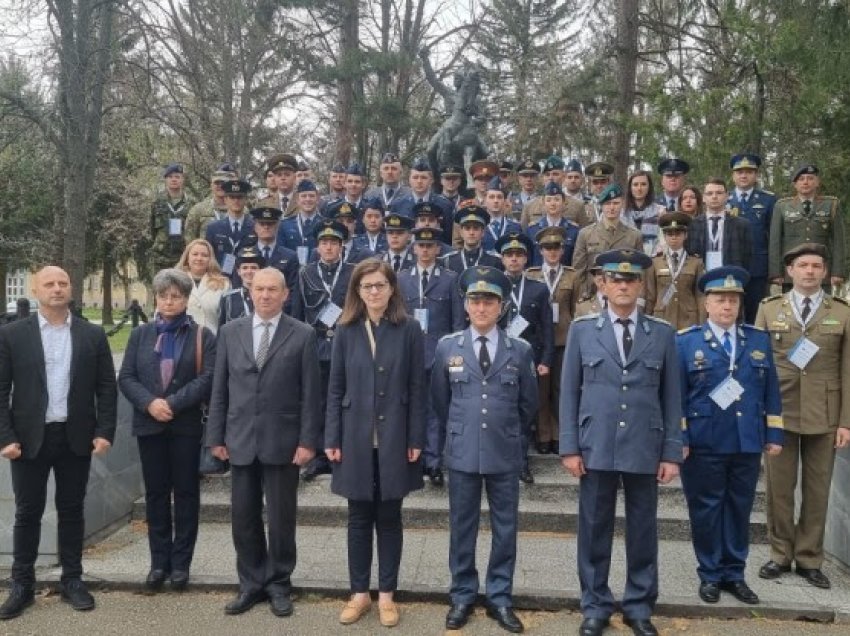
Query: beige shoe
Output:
[[378, 601, 399, 627], [339, 597, 371, 624]]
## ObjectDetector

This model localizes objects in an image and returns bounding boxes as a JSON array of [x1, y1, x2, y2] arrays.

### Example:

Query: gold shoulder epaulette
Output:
[[760, 294, 782, 304]]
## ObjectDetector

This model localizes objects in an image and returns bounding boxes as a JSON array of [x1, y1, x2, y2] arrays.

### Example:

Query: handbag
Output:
[[195, 326, 229, 475]]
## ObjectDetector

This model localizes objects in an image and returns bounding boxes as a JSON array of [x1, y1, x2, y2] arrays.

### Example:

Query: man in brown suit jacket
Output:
[[755, 243, 850, 590]]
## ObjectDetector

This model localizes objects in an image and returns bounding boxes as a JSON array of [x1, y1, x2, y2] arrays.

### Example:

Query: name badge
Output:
[[168, 218, 182, 236], [297, 246, 309, 265], [506, 314, 529, 338], [414, 308, 429, 333], [660, 284, 676, 308], [709, 376, 745, 410], [551, 303, 559, 323], [705, 251, 723, 271], [221, 253, 236, 275], [788, 337, 819, 369], [318, 302, 343, 327]]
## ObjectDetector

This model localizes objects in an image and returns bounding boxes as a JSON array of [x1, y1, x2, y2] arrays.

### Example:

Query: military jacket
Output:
[[150, 192, 193, 266], [442, 248, 503, 275], [644, 252, 706, 331], [291, 260, 355, 361], [185, 196, 227, 241], [277, 213, 321, 255], [524, 218, 580, 267], [502, 275, 555, 367], [574, 294, 605, 318], [525, 265, 580, 346], [481, 217, 522, 252], [520, 197, 590, 229], [768, 196, 847, 280], [728, 189, 775, 278], [218, 287, 253, 327], [572, 221, 643, 296], [204, 214, 256, 278]]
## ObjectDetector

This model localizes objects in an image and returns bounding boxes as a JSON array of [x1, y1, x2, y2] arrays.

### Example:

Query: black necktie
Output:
[[667, 198, 675, 212], [281, 196, 289, 210], [671, 251, 680, 270], [263, 246, 271, 261], [548, 268, 557, 285], [244, 290, 253, 313], [386, 188, 394, 200], [803, 200, 812, 215], [233, 221, 240, 234], [617, 318, 633, 359], [477, 335, 491, 373], [421, 267, 429, 291], [393, 254, 401, 272], [801, 297, 812, 323], [710, 215, 720, 236], [740, 192, 748, 205]]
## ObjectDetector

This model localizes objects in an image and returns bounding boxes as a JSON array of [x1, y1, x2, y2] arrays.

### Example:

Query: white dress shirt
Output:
[[707, 319, 736, 360], [39, 312, 72, 422], [470, 325, 499, 362], [252, 312, 282, 360], [607, 307, 639, 364]]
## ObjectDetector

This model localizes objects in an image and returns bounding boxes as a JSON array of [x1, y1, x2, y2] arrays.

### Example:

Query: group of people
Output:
[[0, 147, 847, 636]]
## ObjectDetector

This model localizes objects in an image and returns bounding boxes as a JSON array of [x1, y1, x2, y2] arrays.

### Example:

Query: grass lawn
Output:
[[104, 322, 132, 354]]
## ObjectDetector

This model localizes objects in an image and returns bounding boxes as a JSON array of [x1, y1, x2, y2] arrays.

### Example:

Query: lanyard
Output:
[[510, 275, 526, 310], [790, 291, 820, 326], [462, 248, 483, 271], [665, 250, 686, 283], [708, 216, 724, 251], [295, 215, 313, 245], [317, 262, 342, 296], [544, 266, 563, 299], [241, 289, 252, 316], [382, 186, 397, 207], [417, 266, 434, 307], [488, 219, 508, 242], [166, 199, 185, 216], [364, 320, 377, 358]]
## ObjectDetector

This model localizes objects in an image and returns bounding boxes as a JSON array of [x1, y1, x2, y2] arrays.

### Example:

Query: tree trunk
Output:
[[334, 0, 359, 165], [101, 253, 114, 325], [613, 0, 639, 186], [0, 260, 7, 312]]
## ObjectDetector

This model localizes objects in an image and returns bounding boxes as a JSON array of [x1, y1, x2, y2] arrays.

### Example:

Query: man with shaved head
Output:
[[0, 266, 117, 620]]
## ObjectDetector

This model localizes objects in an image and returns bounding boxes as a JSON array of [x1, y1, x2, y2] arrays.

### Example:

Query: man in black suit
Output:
[[686, 178, 753, 272], [207, 267, 322, 618], [0, 266, 117, 620]]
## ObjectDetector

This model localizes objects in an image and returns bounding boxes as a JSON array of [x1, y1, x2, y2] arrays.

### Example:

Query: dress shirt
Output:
[[707, 319, 737, 360], [791, 289, 824, 325], [470, 325, 499, 363], [39, 311, 73, 422], [252, 312, 282, 360], [607, 307, 639, 364]]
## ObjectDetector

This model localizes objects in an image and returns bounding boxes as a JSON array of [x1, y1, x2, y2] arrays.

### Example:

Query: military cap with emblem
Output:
[[346, 162, 365, 177], [324, 199, 359, 220], [439, 164, 464, 177], [565, 158, 583, 174], [361, 196, 384, 212], [453, 204, 490, 227], [412, 227, 443, 244], [499, 160, 515, 174], [380, 152, 400, 165], [486, 175, 504, 192], [657, 158, 690, 176], [212, 162, 237, 181], [543, 181, 565, 197], [597, 183, 623, 205], [730, 154, 762, 171], [458, 266, 512, 299], [596, 248, 653, 279], [313, 219, 349, 242], [495, 231, 534, 255], [330, 163, 346, 173], [384, 212, 414, 232], [588, 254, 604, 276], [249, 206, 282, 222], [659, 212, 692, 232], [411, 157, 432, 173], [698, 265, 750, 294], [222, 179, 252, 196], [469, 159, 499, 179], [792, 163, 819, 182], [267, 153, 298, 173], [516, 159, 540, 175], [413, 201, 438, 218], [535, 226, 567, 246], [542, 155, 565, 172], [296, 179, 318, 193], [782, 241, 828, 266], [585, 161, 615, 178], [163, 163, 183, 177], [236, 245, 266, 267]]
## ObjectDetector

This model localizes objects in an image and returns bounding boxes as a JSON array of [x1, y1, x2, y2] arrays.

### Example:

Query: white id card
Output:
[[414, 308, 429, 333], [296, 246, 309, 265], [709, 376, 745, 410], [318, 302, 342, 328], [660, 284, 676, 308], [506, 314, 529, 338], [788, 337, 819, 369], [221, 253, 236, 275], [551, 303, 559, 323], [705, 251, 723, 271], [168, 218, 182, 236]]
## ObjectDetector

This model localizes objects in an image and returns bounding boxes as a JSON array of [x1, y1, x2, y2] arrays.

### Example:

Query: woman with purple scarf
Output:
[[118, 269, 216, 591]]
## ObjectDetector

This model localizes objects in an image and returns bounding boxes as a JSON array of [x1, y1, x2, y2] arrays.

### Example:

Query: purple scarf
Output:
[[154, 312, 191, 388]]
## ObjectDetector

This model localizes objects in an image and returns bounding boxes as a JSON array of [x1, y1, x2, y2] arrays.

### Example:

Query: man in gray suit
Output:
[[207, 268, 322, 617], [432, 266, 538, 634], [560, 249, 683, 636]]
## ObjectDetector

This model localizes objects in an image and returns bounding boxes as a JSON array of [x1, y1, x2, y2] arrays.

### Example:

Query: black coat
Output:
[[118, 321, 216, 437], [686, 213, 753, 270], [325, 317, 426, 501]]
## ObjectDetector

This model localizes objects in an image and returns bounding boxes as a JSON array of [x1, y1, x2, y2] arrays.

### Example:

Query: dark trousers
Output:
[[230, 460, 299, 595], [137, 431, 201, 572], [347, 451, 403, 592], [448, 469, 519, 607], [10, 423, 92, 588], [577, 470, 658, 620], [744, 276, 767, 323], [308, 360, 332, 471], [681, 452, 761, 583], [423, 368, 444, 470]]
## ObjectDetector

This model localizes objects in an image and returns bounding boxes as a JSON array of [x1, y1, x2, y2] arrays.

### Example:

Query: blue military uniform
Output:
[[352, 231, 388, 255], [377, 213, 416, 272], [677, 266, 783, 596], [656, 158, 691, 211], [217, 246, 264, 327], [442, 205, 504, 275], [431, 266, 538, 617], [525, 217, 579, 267], [205, 179, 256, 287]]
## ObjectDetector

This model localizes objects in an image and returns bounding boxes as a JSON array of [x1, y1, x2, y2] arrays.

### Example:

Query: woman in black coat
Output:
[[325, 258, 425, 628], [118, 269, 216, 592]]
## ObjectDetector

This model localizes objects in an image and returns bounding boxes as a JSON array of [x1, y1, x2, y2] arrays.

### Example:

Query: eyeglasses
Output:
[[360, 282, 390, 293]]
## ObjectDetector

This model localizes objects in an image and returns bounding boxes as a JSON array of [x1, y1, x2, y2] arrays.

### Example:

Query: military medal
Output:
[[750, 350, 765, 360], [449, 355, 464, 373]]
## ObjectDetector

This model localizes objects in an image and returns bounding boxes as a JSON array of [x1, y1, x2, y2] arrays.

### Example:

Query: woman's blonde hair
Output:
[[175, 239, 228, 291]]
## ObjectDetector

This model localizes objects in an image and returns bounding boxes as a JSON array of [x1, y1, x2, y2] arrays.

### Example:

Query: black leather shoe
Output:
[[519, 467, 534, 484], [169, 571, 189, 591], [796, 567, 831, 589], [549, 441, 559, 455], [485, 604, 524, 633], [623, 617, 658, 636], [719, 580, 759, 604], [758, 560, 791, 579], [579, 616, 609, 636], [224, 590, 268, 615], [698, 581, 720, 603], [61, 579, 95, 611], [535, 442, 549, 454], [428, 467, 445, 487], [269, 593, 293, 617], [0, 583, 35, 620], [145, 569, 168, 591], [445, 603, 473, 630], [301, 456, 331, 482]]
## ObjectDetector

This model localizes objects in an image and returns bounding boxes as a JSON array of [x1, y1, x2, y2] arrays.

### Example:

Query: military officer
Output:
[[572, 184, 643, 297], [204, 179, 256, 286], [520, 156, 587, 229], [524, 182, 580, 267], [150, 163, 194, 274], [343, 163, 368, 210], [184, 163, 237, 240], [756, 242, 850, 590], [217, 246, 264, 326], [391, 158, 455, 239], [498, 160, 515, 193], [768, 164, 847, 291], [644, 213, 706, 330], [574, 268, 607, 317], [379, 213, 415, 272], [318, 163, 347, 213], [413, 201, 454, 256], [364, 151, 410, 208], [583, 161, 615, 225], [482, 177, 522, 252], [685, 178, 753, 272], [677, 266, 783, 606], [442, 205, 503, 275], [439, 164, 464, 210], [657, 158, 690, 211], [510, 159, 541, 219], [277, 179, 322, 265], [353, 197, 388, 253], [525, 227, 580, 454], [431, 266, 538, 634], [496, 231, 554, 484], [399, 227, 465, 487], [563, 158, 590, 203], [468, 159, 499, 205], [728, 154, 776, 322], [291, 220, 356, 481], [321, 200, 373, 265], [250, 206, 299, 311], [267, 153, 299, 217], [560, 249, 682, 636]]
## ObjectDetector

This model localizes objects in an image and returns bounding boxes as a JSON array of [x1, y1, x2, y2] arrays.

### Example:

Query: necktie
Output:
[[256, 322, 271, 370], [493, 220, 502, 234], [548, 268, 557, 285], [233, 221, 240, 234], [281, 196, 289, 210], [244, 290, 254, 313], [803, 200, 812, 215], [477, 335, 491, 373], [386, 188, 394, 200], [667, 198, 676, 212], [671, 251, 680, 270], [801, 296, 812, 323], [263, 246, 271, 262], [722, 331, 733, 355], [740, 192, 748, 205], [303, 216, 312, 233], [617, 318, 633, 359], [710, 216, 720, 237], [421, 267, 429, 291], [393, 254, 401, 272]]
